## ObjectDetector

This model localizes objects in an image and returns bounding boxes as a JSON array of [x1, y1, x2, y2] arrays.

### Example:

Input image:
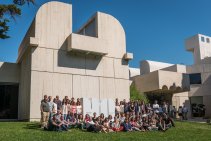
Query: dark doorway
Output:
[[146, 93, 173, 105], [0, 84, 19, 119]]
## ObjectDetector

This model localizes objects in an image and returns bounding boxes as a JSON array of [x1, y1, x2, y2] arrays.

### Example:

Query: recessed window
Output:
[[201, 36, 205, 42], [189, 73, 201, 84], [78, 18, 97, 37], [206, 38, 210, 43]]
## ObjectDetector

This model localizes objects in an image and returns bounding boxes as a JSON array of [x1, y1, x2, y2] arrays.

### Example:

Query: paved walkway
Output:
[[177, 117, 209, 123]]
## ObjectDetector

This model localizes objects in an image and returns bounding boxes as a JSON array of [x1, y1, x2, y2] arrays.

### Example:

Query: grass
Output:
[[0, 121, 211, 141]]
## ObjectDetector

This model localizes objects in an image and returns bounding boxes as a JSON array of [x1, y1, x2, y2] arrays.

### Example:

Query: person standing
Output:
[[62, 101, 68, 120], [153, 100, 159, 113], [40, 96, 50, 128], [119, 101, 125, 114], [115, 101, 121, 116], [40, 95, 47, 125], [48, 96, 55, 118], [162, 102, 168, 114], [54, 95, 62, 110], [182, 105, 188, 120], [178, 106, 183, 120], [53, 98, 57, 114], [76, 100, 82, 116]]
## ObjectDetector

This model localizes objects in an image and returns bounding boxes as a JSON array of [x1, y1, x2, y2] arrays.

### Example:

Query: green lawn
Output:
[[0, 121, 211, 141]]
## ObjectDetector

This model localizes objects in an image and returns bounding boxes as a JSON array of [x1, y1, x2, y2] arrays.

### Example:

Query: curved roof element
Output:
[[129, 67, 140, 78], [140, 60, 173, 75]]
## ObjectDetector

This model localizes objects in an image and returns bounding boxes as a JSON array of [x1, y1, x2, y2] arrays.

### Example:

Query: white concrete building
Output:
[[0, 1, 132, 121], [133, 34, 211, 118]]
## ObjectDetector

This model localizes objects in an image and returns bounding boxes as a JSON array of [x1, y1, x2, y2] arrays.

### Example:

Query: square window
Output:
[[201, 36, 205, 42], [206, 38, 210, 43], [189, 73, 202, 84]]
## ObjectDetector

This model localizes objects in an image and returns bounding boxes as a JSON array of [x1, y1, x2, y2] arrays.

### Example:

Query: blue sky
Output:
[[0, 0, 211, 68]]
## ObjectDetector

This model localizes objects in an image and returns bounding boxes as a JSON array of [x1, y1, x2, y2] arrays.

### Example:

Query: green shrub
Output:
[[130, 84, 149, 103]]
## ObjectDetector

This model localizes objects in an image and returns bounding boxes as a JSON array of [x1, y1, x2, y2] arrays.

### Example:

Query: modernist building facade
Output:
[[0, 1, 133, 121], [133, 34, 211, 118]]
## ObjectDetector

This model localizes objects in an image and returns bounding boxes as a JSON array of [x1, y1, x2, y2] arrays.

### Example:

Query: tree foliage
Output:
[[130, 83, 149, 103], [0, 0, 35, 39]]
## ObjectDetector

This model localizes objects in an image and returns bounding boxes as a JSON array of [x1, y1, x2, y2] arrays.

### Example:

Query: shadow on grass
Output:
[[23, 122, 41, 130]]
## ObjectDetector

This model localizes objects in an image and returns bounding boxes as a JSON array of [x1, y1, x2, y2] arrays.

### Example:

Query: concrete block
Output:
[[52, 73, 72, 98], [29, 37, 39, 47], [115, 79, 130, 101], [81, 98, 92, 117], [114, 58, 129, 79], [31, 47, 53, 72], [97, 12, 126, 58], [30, 71, 53, 119], [72, 75, 87, 98], [86, 76, 100, 99], [99, 99, 108, 117], [124, 52, 133, 60], [35, 1, 72, 49], [99, 77, 116, 99], [53, 50, 86, 75], [92, 98, 100, 116], [107, 99, 115, 117]]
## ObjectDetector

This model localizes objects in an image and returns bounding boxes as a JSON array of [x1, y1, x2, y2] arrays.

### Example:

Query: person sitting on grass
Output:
[[112, 117, 123, 132], [46, 115, 67, 131], [102, 118, 114, 133], [135, 116, 145, 131], [66, 112, 77, 128], [142, 116, 151, 131], [108, 115, 113, 127], [59, 115, 69, 131], [156, 116, 166, 132], [76, 114, 84, 129], [84, 114, 93, 129], [92, 112, 97, 123], [163, 113, 175, 128], [130, 117, 141, 131], [119, 113, 126, 124], [93, 117, 105, 133], [99, 113, 105, 125], [54, 109, 62, 122], [123, 118, 132, 132], [149, 116, 158, 131]]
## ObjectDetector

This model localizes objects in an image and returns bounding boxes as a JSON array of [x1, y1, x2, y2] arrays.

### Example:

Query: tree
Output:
[[0, 0, 35, 39], [130, 83, 148, 103]]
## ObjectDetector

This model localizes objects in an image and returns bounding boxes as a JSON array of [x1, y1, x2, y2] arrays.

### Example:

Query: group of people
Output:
[[40, 95, 178, 132]]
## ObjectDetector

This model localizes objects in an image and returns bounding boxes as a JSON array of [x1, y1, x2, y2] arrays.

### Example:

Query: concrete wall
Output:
[[0, 62, 20, 83], [133, 71, 159, 93], [203, 95, 211, 117], [158, 70, 190, 91], [162, 64, 187, 73], [134, 70, 189, 93], [18, 49, 31, 120]]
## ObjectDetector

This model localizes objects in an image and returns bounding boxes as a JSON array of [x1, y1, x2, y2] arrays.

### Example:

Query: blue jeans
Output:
[[63, 114, 67, 121]]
